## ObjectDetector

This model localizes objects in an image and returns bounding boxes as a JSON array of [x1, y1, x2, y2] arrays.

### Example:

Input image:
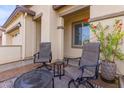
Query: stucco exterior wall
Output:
[[25, 14, 36, 58], [50, 7, 60, 60], [0, 45, 22, 64], [2, 5, 61, 61], [29, 5, 59, 61], [90, 5, 124, 18], [2, 13, 26, 59], [64, 7, 90, 57], [0, 14, 36, 64], [29, 5, 51, 42], [2, 13, 24, 46], [8, 29, 21, 45], [36, 19, 41, 52]]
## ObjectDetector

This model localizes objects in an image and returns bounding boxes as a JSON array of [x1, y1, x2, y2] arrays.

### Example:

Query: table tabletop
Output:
[[14, 69, 53, 88]]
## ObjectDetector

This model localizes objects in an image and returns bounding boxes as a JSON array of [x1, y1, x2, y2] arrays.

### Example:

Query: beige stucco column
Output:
[[57, 17, 64, 60], [41, 14, 50, 42]]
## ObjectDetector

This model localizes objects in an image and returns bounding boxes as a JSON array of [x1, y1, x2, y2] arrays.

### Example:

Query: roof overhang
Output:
[[23, 5, 33, 8], [2, 6, 35, 28], [6, 23, 21, 34], [0, 27, 5, 32]]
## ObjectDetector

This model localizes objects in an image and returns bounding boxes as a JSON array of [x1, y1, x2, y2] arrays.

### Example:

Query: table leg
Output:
[[52, 78, 54, 88], [53, 64, 55, 77], [57, 64, 59, 75], [67, 58, 69, 65], [63, 63, 65, 76], [59, 65, 61, 79]]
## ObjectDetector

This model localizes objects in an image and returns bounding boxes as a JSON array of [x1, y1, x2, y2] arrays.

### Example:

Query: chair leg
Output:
[[73, 81, 79, 88], [52, 78, 54, 88], [46, 65, 52, 70], [43, 63, 52, 70], [75, 78, 94, 88], [68, 79, 79, 88], [36, 63, 52, 70], [86, 80, 94, 88], [68, 79, 73, 88]]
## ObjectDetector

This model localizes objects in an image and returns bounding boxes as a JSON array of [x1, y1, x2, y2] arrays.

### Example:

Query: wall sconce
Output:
[[18, 22, 21, 27]]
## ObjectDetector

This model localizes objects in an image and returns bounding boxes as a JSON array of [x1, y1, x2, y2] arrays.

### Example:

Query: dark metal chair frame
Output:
[[67, 43, 100, 88]]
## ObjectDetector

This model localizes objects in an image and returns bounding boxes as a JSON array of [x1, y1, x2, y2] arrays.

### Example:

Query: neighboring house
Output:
[[1, 5, 124, 74]]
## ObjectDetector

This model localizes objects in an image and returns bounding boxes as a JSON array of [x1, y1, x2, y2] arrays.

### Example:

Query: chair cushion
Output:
[[35, 58, 50, 63], [65, 66, 94, 80]]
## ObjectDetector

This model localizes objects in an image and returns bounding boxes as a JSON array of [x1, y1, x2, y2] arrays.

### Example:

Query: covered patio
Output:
[[0, 59, 119, 88]]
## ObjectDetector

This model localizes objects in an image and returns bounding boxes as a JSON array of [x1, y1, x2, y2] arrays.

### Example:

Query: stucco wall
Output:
[[90, 5, 124, 18], [2, 13, 25, 58], [50, 9, 58, 60], [7, 29, 21, 45], [2, 12, 36, 59], [29, 5, 51, 42], [29, 5, 59, 61], [0, 45, 22, 64], [25, 14, 36, 58], [2, 5, 61, 61], [2, 13, 23, 46], [36, 19, 41, 52], [64, 7, 90, 57]]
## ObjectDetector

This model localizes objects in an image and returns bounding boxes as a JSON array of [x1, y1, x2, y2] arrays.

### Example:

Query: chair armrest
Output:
[[65, 57, 81, 65], [33, 52, 39, 63], [80, 64, 98, 69]]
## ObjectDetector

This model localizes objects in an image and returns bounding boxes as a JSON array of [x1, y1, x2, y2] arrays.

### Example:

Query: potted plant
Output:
[[90, 20, 124, 81]]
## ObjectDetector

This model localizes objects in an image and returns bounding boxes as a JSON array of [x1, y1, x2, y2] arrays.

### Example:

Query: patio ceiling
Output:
[[0, 27, 5, 32]]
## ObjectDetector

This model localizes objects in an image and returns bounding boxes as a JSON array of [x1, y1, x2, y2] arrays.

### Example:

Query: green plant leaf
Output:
[[90, 20, 124, 62]]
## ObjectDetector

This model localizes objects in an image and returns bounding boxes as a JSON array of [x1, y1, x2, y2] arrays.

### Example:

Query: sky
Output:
[[0, 5, 16, 26]]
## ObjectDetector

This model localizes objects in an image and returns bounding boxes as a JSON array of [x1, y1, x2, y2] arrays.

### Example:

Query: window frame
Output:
[[72, 20, 90, 48]]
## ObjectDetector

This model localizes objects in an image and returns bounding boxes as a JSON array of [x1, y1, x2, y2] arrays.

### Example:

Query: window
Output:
[[72, 21, 90, 48]]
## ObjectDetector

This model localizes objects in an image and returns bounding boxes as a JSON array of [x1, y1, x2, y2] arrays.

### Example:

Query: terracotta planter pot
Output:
[[101, 61, 117, 81]]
